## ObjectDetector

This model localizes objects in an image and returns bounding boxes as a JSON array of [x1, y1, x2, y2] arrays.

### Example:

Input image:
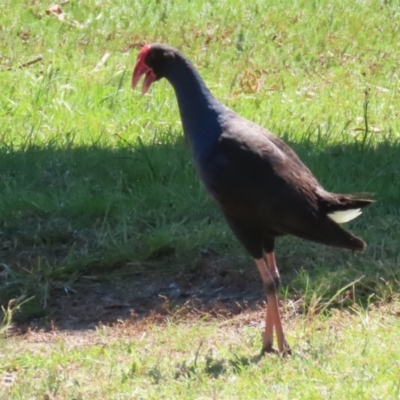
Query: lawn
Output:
[[1, 0, 400, 398], [2, 303, 400, 399]]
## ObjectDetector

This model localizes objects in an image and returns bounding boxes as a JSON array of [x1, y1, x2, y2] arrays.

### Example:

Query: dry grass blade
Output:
[[46, 5, 66, 21], [1, 296, 33, 336], [93, 53, 111, 72], [2, 55, 43, 71], [318, 276, 365, 315], [45, 4, 83, 28]]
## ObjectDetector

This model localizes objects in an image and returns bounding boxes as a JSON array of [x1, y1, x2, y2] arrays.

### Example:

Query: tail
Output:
[[292, 217, 368, 252], [314, 194, 373, 251], [319, 194, 374, 225], [332, 228, 366, 252], [292, 193, 374, 252], [328, 208, 362, 224]]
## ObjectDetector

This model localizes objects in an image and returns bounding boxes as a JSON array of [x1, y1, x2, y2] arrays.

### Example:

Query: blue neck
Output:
[[164, 59, 226, 157]]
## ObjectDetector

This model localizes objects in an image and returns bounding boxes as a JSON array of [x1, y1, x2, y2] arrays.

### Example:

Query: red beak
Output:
[[132, 46, 157, 95]]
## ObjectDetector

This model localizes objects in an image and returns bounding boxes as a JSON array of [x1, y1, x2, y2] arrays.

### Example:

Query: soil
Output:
[[13, 256, 266, 334]]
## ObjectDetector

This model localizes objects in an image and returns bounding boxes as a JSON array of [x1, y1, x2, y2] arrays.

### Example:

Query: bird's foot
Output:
[[261, 342, 292, 357], [261, 342, 279, 355], [281, 343, 292, 357]]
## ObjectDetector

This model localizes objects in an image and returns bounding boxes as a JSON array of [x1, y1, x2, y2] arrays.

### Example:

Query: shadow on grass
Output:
[[144, 351, 260, 383], [1, 135, 399, 331], [173, 352, 260, 380]]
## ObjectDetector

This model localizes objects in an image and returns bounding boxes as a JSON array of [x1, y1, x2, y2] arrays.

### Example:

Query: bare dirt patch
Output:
[[12, 256, 266, 335]]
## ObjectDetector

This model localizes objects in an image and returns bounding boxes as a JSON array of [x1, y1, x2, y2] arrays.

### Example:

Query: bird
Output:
[[132, 43, 373, 355]]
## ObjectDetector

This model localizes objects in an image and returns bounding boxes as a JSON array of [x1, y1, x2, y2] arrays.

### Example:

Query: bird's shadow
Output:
[[173, 351, 262, 380]]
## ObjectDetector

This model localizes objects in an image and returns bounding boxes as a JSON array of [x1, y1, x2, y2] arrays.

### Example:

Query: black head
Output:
[[132, 43, 181, 94]]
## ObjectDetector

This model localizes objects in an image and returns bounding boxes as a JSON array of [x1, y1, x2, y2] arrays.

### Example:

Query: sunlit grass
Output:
[[2, 301, 400, 399]]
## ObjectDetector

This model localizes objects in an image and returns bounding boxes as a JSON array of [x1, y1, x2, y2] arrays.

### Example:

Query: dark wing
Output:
[[199, 116, 366, 251]]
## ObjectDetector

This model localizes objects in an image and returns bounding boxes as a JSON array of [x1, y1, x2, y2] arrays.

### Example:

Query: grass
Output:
[[0, 0, 400, 397], [1, 0, 399, 314], [2, 301, 400, 399]]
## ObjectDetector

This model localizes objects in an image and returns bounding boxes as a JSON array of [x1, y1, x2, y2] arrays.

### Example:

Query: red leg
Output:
[[265, 253, 291, 354], [255, 259, 277, 354]]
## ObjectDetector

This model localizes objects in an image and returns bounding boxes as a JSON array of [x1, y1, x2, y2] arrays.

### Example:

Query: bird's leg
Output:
[[255, 258, 277, 354], [265, 252, 291, 355]]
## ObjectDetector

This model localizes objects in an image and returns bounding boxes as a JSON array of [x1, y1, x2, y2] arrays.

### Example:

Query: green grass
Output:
[[1, 0, 399, 313], [2, 301, 400, 399], [1, 0, 400, 397]]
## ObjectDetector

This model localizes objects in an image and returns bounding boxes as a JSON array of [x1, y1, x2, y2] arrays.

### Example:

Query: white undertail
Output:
[[327, 209, 362, 224]]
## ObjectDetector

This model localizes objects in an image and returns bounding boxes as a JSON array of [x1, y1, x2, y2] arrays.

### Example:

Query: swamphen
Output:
[[132, 44, 373, 355]]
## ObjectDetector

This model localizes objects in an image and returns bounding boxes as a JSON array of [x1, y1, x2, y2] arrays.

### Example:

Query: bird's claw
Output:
[[261, 342, 278, 355], [261, 342, 292, 357]]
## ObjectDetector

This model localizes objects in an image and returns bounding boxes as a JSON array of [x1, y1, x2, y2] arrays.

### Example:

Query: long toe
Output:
[[261, 341, 291, 357], [261, 343, 279, 355], [281, 341, 292, 357]]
